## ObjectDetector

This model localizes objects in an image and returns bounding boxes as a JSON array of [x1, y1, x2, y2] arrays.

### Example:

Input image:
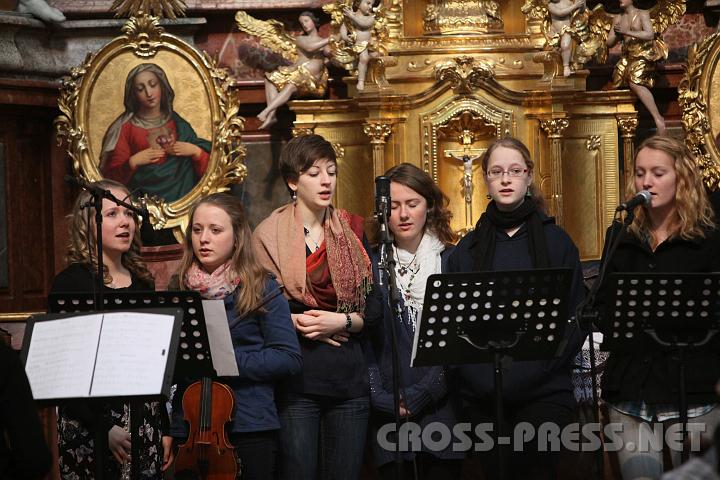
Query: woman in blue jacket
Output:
[[364, 163, 463, 479], [171, 193, 302, 479], [447, 137, 585, 479]]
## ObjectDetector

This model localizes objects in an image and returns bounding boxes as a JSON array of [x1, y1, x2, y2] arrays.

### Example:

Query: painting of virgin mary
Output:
[[99, 63, 212, 202]]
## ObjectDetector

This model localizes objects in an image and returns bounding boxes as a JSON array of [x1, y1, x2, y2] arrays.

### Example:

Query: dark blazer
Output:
[[172, 277, 302, 434], [598, 224, 720, 405], [364, 245, 462, 465], [446, 213, 586, 409]]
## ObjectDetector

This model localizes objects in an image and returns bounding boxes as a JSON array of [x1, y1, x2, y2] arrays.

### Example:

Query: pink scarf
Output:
[[184, 261, 240, 300]]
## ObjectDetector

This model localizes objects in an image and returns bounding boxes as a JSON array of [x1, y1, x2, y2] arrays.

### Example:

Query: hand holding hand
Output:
[[295, 310, 345, 340]]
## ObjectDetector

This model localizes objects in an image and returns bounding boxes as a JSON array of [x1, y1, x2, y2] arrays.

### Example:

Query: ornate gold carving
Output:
[[521, 0, 546, 23], [54, 13, 247, 238], [434, 56, 495, 94], [111, 0, 186, 19], [539, 118, 569, 138], [533, 50, 562, 83], [363, 121, 393, 144], [363, 121, 393, 177], [385, 0, 403, 42], [292, 127, 315, 137], [120, 13, 165, 57], [332, 143, 346, 161], [409, 57, 523, 74], [422, 98, 512, 182], [679, 31, 720, 189], [396, 35, 536, 53], [586, 135, 601, 151], [424, 0, 503, 35], [617, 116, 638, 138], [437, 110, 497, 146]]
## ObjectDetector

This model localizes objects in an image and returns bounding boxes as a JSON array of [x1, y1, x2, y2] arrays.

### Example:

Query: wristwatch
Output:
[[344, 312, 352, 331]]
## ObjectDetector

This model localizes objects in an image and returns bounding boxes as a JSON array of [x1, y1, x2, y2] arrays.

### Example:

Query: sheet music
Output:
[[24, 314, 103, 399], [202, 300, 239, 377], [91, 312, 175, 397]]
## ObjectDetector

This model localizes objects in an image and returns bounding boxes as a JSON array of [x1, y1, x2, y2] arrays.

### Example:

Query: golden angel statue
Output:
[[324, 0, 389, 91], [235, 10, 330, 129], [602, 0, 685, 133], [522, 0, 611, 77]]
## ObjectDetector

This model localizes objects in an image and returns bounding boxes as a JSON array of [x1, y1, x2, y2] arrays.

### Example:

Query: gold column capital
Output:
[[292, 127, 316, 137], [616, 115, 639, 138], [539, 117, 569, 138], [363, 121, 393, 144]]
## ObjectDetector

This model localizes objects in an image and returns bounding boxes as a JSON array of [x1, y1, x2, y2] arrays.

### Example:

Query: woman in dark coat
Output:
[[364, 163, 463, 479], [597, 135, 720, 479], [446, 137, 585, 479]]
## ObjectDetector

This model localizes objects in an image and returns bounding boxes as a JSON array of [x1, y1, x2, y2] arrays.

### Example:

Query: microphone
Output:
[[374, 176, 391, 221], [375, 176, 392, 287], [616, 190, 652, 212]]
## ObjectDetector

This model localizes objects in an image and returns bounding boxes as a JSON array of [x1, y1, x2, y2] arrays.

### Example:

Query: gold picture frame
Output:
[[55, 13, 247, 240], [679, 31, 720, 191]]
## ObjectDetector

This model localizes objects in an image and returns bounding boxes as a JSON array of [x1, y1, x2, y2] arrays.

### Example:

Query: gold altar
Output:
[[289, 0, 637, 260]]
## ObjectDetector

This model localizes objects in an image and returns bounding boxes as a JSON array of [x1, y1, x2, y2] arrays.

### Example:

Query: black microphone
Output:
[[375, 175, 391, 220], [616, 190, 652, 212], [375, 176, 392, 287]]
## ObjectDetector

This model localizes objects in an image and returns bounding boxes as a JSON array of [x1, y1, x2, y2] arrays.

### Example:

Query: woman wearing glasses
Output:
[[446, 137, 585, 479]]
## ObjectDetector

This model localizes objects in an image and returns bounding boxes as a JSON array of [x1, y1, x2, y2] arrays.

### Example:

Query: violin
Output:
[[174, 377, 238, 479]]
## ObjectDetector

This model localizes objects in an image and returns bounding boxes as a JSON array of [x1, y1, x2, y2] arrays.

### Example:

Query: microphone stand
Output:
[[376, 203, 405, 480], [64, 175, 146, 479], [577, 209, 634, 480]]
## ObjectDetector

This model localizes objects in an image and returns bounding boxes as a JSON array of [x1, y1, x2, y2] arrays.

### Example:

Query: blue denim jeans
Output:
[[277, 393, 370, 480]]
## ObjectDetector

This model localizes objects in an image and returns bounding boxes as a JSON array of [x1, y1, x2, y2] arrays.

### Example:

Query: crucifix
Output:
[[445, 148, 485, 232]]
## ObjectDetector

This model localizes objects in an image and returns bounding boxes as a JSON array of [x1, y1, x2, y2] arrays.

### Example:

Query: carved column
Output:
[[363, 121, 393, 178], [617, 114, 638, 196], [292, 127, 315, 137], [539, 117, 569, 226]]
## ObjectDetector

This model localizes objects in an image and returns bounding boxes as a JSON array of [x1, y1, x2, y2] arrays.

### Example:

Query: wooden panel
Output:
[[0, 106, 57, 312]]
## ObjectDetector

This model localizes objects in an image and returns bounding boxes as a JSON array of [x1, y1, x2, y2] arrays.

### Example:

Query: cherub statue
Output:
[[324, 0, 388, 92], [522, 0, 599, 76], [235, 10, 330, 129], [546, 0, 587, 77], [603, 0, 685, 134]]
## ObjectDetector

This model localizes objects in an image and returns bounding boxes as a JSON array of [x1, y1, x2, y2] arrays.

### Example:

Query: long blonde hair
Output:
[[65, 179, 154, 287], [627, 135, 715, 241], [178, 193, 267, 316]]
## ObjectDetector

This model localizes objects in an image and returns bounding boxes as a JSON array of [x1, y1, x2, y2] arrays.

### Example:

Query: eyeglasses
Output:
[[486, 167, 528, 179]]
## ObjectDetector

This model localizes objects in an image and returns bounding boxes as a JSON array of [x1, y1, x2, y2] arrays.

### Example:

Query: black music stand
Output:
[[412, 268, 574, 480], [601, 272, 720, 462], [49, 290, 216, 380], [47, 290, 215, 478]]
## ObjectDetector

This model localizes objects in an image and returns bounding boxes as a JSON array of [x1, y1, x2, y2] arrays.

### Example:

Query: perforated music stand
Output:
[[48, 290, 216, 478], [412, 268, 574, 480], [600, 272, 720, 461]]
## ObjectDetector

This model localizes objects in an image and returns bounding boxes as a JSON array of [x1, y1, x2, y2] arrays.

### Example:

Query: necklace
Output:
[[304, 226, 322, 251], [395, 246, 418, 276]]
